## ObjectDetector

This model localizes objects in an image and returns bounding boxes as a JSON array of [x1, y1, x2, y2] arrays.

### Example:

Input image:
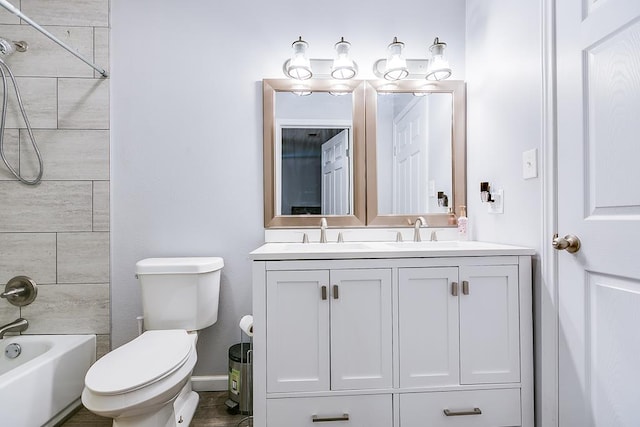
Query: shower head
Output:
[[0, 38, 15, 56], [0, 38, 27, 56]]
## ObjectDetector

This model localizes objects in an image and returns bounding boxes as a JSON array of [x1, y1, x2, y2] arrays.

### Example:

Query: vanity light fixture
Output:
[[373, 36, 453, 81], [425, 37, 451, 81], [331, 37, 358, 80], [283, 36, 359, 81], [283, 36, 313, 80], [381, 37, 409, 81]]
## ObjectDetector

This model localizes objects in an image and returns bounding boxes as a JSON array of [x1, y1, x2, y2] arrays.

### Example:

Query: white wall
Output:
[[465, 0, 544, 421], [465, 0, 542, 247], [111, 0, 466, 376]]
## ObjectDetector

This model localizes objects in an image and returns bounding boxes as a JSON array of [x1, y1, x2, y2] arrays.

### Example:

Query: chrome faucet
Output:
[[413, 217, 428, 242], [320, 217, 328, 243], [0, 318, 28, 339]]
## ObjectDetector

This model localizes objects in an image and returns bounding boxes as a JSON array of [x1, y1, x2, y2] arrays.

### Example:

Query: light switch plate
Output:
[[488, 189, 504, 214], [428, 180, 436, 197], [523, 149, 537, 179]]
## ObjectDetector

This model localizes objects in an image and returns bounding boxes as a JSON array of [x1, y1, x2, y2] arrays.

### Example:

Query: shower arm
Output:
[[0, 0, 108, 78]]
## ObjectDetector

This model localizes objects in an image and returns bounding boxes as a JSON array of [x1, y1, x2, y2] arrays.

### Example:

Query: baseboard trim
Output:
[[192, 374, 228, 392]]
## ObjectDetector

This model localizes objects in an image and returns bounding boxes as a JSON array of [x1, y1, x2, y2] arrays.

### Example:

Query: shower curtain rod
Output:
[[0, 0, 108, 77]]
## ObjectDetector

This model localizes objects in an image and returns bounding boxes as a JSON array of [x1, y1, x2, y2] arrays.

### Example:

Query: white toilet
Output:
[[81, 257, 224, 427]]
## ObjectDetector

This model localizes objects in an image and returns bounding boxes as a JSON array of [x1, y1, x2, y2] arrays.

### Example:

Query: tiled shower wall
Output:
[[0, 0, 110, 355]]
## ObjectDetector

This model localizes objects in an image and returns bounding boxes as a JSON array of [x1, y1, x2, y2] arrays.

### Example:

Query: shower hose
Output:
[[0, 57, 43, 185]]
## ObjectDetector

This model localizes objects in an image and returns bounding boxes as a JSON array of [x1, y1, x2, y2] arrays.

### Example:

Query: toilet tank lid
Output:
[[136, 257, 224, 275]]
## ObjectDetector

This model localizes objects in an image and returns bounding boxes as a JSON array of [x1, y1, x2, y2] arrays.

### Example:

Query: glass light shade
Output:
[[329, 83, 351, 96], [383, 37, 409, 81], [331, 37, 358, 80], [426, 38, 451, 81], [285, 37, 312, 80]]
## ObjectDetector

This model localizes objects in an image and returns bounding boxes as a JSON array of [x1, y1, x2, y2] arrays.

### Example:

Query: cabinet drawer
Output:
[[400, 389, 521, 427], [267, 394, 392, 427]]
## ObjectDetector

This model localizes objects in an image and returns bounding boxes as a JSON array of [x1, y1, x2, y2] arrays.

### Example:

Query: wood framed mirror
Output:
[[365, 80, 466, 227], [263, 79, 366, 227]]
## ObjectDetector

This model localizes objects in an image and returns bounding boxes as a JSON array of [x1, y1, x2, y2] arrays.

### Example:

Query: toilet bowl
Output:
[[82, 257, 224, 427], [82, 330, 198, 427]]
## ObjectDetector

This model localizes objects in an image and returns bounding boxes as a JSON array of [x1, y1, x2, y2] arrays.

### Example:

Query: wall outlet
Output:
[[488, 189, 504, 214], [522, 149, 537, 179]]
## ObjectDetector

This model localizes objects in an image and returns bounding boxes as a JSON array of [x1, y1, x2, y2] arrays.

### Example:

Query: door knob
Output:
[[552, 233, 581, 253]]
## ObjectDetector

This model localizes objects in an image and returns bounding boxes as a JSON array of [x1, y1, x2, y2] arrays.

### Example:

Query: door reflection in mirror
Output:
[[275, 91, 353, 216], [280, 127, 350, 215], [376, 92, 453, 215]]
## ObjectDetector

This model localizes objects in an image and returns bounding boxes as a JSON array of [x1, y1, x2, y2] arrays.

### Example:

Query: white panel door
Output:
[[321, 130, 349, 215], [330, 269, 393, 390], [266, 270, 329, 393], [556, 1, 640, 426], [393, 97, 428, 214], [459, 265, 520, 384], [398, 267, 460, 387]]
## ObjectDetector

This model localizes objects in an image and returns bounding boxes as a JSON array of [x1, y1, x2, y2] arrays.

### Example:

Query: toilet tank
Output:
[[135, 257, 224, 331]]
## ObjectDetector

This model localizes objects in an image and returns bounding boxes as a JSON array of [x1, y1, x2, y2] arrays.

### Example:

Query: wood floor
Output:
[[61, 391, 250, 426]]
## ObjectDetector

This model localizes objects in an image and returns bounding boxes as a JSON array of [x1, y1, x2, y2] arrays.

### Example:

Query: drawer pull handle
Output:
[[312, 413, 350, 422], [443, 407, 482, 416], [451, 281, 458, 296], [333, 284, 339, 299], [462, 280, 470, 295], [321, 285, 327, 300]]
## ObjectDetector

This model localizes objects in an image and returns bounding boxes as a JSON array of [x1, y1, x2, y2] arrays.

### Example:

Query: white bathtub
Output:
[[0, 334, 96, 426]]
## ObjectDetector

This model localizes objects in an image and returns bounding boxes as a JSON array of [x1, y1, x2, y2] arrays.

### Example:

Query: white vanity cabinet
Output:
[[266, 268, 393, 393], [399, 265, 520, 388], [251, 242, 534, 427]]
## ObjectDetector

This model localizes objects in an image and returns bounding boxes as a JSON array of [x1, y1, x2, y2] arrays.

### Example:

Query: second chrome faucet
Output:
[[320, 217, 328, 243], [413, 217, 428, 242]]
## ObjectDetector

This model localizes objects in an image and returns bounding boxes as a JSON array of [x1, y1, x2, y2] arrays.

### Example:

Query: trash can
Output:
[[226, 343, 252, 415]]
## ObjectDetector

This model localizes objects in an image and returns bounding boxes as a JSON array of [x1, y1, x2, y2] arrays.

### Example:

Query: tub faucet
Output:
[[413, 217, 428, 242], [320, 217, 328, 243], [0, 318, 28, 339]]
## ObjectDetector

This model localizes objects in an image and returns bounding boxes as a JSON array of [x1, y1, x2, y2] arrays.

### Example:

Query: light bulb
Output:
[[383, 37, 409, 81], [426, 37, 451, 81], [331, 37, 358, 80], [285, 37, 312, 80]]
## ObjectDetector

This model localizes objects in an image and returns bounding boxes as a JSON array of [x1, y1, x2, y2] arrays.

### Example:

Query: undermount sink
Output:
[[282, 242, 379, 252], [385, 241, 462, 249]]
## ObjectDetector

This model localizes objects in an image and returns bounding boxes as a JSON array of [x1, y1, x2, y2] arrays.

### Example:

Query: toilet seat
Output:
[[85, 330, 192, 395]]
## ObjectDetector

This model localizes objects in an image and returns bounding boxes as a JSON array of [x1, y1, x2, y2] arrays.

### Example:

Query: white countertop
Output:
[[250, 240, 535, 261]]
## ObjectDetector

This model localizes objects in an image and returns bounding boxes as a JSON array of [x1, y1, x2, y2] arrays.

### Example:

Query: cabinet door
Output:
[[330, 269, 393, 390], [459, 265, 520, 384], [266, 270, 330, 392], [398, 267, 460, 387]]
